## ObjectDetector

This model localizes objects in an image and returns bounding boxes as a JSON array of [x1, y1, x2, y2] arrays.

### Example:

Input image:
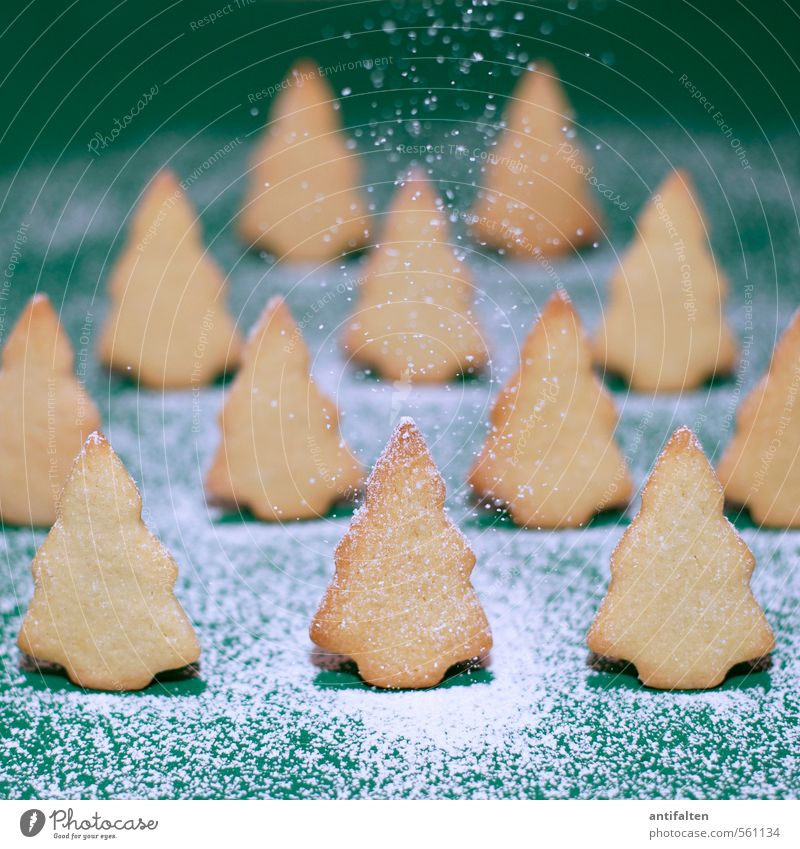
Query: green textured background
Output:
[[0, 0, 799, 799]]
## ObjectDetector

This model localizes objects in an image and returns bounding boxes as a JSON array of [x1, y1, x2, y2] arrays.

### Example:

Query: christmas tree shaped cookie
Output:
[[470, 61, 603, 257], [311, 418, 492, 688], [0, 295, 101, 526], [588, 427, 774, 689], [342, 169, 487, 382], [98, 170, 242, 388], [239, 60, 371, 260], [206, 296, 363, 520], [18, 432, 200, 690], [718, 310, 800, 526], [594, 170, 737, 392], [469, 290, 632, 527]]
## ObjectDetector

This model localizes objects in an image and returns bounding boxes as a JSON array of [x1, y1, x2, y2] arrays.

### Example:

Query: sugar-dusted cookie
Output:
[[594, 170, 737, 392], [470, 61, 603, 257], [588, 427, 774, 690], [239, 60, 371, 260], [718, 310, 800, 526], [469, 290, 632, 527], [206, 296, 363, 520], [0, 295, 101, 526], [342, 169, 487, 382], [17, 432, 200, 690], [311, 418, 492, 688], [98, 170, 242, 388]]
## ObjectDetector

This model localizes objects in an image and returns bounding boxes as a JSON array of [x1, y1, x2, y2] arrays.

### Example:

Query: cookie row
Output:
[[238, 58, 602, 261], [96, 59, 735, 393], [15, 418, 773, 693], [3, 56, 789, 696], [0, 288, 796, 529]]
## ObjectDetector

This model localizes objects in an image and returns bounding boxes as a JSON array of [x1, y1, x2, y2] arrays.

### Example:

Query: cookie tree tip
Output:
[[469, 61, 603, 257], [470, 291, 631, 528], [718, 309, 800, 526], [97, 173, 242, 388], [206, 296, 363, 520], [238, 59, 371, 260], [18, 431, 200, 691], [342, 170, 487, 382], [0, 294, 101, 526], [587, 427, 774, 690], [311, 418, 492, 689], [593, 169, 737, 392]]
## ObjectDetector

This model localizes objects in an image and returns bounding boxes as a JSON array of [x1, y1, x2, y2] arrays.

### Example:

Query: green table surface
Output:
[[0, 116, 799, 799]]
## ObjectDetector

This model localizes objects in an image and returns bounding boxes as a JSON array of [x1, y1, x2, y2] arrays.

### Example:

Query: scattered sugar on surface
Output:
[[2, 516, 798, 799], [1, 125, 800, 799]]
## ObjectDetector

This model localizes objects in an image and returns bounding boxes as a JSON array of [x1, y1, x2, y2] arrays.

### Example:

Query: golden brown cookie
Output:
[[594, 170, 737, 392], [239, 60, 371, 260], [587, 426, 774, 690], [98, 170, 242, 388], [469, 290, 632, 527], [206, 296, 363, 520], [311, 417, 492, 688], [0, 294, 101, 526], [17, 432, 200, 690], [342, 168, 487, 382], [717, 309, 800, 526], [470, 61, 603, 257]]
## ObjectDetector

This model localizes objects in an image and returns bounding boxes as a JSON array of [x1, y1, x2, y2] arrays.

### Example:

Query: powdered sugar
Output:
[[1, 123, 799, 799], [2, 502, 797, 798]]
